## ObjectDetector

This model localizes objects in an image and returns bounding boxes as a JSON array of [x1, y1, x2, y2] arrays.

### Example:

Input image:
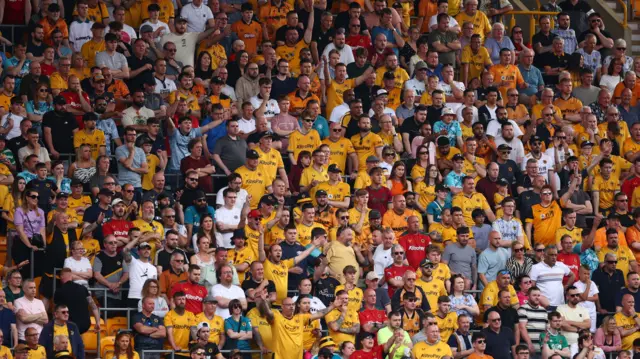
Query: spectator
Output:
[[518, 286, 549, 353], [0, 291, 17, 348], [478, 233, 510, 289], [442, 227, 477, 288], [483, 311, 516, 359], [115, 127, 148, 193], [93, 234, 128, 309], [53, 268, 100, 334], [557, 286, 591, 345], [212, 119, 247, 176], [573, 265, 599, 333], [133, 296, 167, 359], [211, 264, 247, 319], [170, 265, 207, 315], [158, 251, 188, 300], [14, 279, 47, 342], [614, 294, 640, 350], [62, 241, 92, 287], [39, 304, 85, 358], [164, 291, 196, 358], [593, 316, 622, 353], [123, 236, 159, 308]]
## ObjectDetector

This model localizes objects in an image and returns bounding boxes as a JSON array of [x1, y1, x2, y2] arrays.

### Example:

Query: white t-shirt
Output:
[[521, 152, 555, 183], [141, 20, 170, 38], [180, 3, 214, 32], [69, 20, 94, 52], [210, 284, 246, 319], [1, 113, 24, 140], [14, 296, 46, 340], [63, 256, 93, 287], [455, 105, 479, 124], [215, 186, 248, 210], [292, 295, 326, 314], [250, 96, 280, 119], [329, 103, 349, 124], [486, 119, 523, 139], [494, 137, 526, 165], [159, 32, 199, 67], [529, 261, 571, 306], [237, 117, 256, 134], [322, 43, 355, 66], [214, 206, 242, 248], [438, 81, 465, 113], [372, 245, 393, 279], [573, 280, 599, 333], [404, 78, 426, 99], [368, 107, 396, 118], [154, 76, 177, 98], [557, 304, 591, 345], [126, 257, 158, 299]]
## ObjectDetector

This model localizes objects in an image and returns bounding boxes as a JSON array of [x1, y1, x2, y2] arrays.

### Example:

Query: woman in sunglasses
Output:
[[26, 82, 52, 137], [12, 188, 46, 278], [223, 299, 252, 359]]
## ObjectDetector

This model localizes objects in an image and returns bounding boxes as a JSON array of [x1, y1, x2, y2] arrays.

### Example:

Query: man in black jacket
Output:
[[39, 303, 86, 359], [54, 268, 100, 334]]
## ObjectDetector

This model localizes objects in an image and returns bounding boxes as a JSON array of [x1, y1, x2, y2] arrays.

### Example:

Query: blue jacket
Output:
[[39, 321, 85, 359]]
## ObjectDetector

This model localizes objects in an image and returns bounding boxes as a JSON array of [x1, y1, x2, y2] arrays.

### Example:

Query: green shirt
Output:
[[540, 330, 569, 355]]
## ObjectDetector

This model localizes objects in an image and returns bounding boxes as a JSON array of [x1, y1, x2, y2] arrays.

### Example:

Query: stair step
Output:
[[632, 34, 640, 41], [630, 22, 639, 30], [605, 0, 618, 8], [633, 45, 640, 52]]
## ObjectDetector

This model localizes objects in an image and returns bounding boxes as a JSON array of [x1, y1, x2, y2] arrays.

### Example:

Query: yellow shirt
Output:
[[553, 95, 583, 118], [235, 165, 270, 208], [27, 345, 45, 359], [275, 40, 306, 64], [163, 309, 196, 351], [142, 154, 160, 191], [194, 312, 225, 344], [322, 137, 355, 173], [246, 308, 273, 350], [435, 312, 458, 343], [68, 194, 92, 212], [598, 121, 630, 151], [302, 317, 321, 351], [598, 245, 635, 279], [270, 311, 310, 359], [415, 278, 447, 312], [525, 202, 562, 246], [461, 46, 492, 81], [245, 225, 261, 261], [81, 238, 100, 265], [335, 285, 363, 313], [615, 311, 640, 350], [263, 258, 294, 305], [489, 64, 525, 99], [414, 182, 436, 210], [375, 67, 410, 89], [73, 129, 105, 160], [266, 224, 285, 246], [300, 166, 329, 189], [326, 240, 359, 284], [73, 2, 109, 23], [591, 155, 631, 182], [555, 226, 583, 246], [452, 192, 490, 227], [296, 221, 325, 246], [413, 340, 453, 359], [256, 147, 284, 183], [168, 90, 200, 111], [325, 308, 360, 345], [428, 223, 457, 249], [314, 181, 351, 207], [326, 79, 355, 120], [351, 132, 384, 171], [593, 175, 619, 210], [228, 246, 254, 283], [50, 72, 69, 91], [455, 11, 491, 41], [140, 0, 175, 24], [80, 39, 105, 68], [198, 43, 227, 70], [348, 207, 371, 244], [479, 281, 519, 317], [288, 129, 321, 163], [623, 138, 640, 158], [132, 219, 164, 260], [53, 324, 71, 352], [382, 209, 423, 238]]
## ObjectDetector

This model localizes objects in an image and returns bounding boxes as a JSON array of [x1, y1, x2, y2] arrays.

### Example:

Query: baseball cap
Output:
[[435, 183, 450, 192], [232, 229, 245, 239], [581, 141, 594, 148], [56, 192, 69, 199], [452, 153, 464, 161], [383, 71, 395, 80], [328, 164, 341, 173], [98, 188, 114, 197], [138, 242, 152, 249], [420, 258, 434, 267], [246, 149, 260, 159], [297, 192, 312, 204], [315, 190, 328, 197], [369, 209, 382, 219], [607, 212, 619, 220], [140, 24, 154, 33], [360, 332, 375, 340], [498, 178, 509, 186], [92, 74, 105, 82], [196, 322, 210, 332], [440, 107, 455, 117], [259, 194, 277, 206], [319, 337, 336, 349], [529, 135, 542, 144], [53, 95, 67, 105], [248, 209, 262, 219], [366, 272, 380, 281], [212, 76, 225, 84], [175, 16, 188, 23], [375, 89, 388, 97], [415, 61, 427, 70], [111, 198, 125, 206], [366, 155, 380, 163], [203, 296, 218, 304], [497, 144, 512, 151], [259, 131, 275, 140]]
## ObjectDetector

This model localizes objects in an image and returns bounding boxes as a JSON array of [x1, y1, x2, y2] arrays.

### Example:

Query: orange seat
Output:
[[100, 336, 116, 359], [106, 317, 128, 336], [82, 317, 107, 351]]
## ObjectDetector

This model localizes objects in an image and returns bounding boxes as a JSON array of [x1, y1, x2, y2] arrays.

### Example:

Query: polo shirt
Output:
[[212, 135, 247, 173], [95, 51, 128, 72], [591, 268, 625, 312], [483, 327, 515, 359], [133, 311, 165, 351], [530, 261, 571, 306]]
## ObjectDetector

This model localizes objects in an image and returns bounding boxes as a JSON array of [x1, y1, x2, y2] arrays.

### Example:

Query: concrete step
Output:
[[629, 22, 639, 30], [633, 45, 640, 52]]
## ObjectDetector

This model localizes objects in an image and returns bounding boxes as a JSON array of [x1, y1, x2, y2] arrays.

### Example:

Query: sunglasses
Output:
[[332, 129, 342, 132], [569, 293, 580, 297], [394, 252, 405, 255], [104, 182, 116, 185], [476, 340, 486, 344], [124, 190, 134, 193], [490, 318, 501, 322], [384, 153, 395, 156], [28, 195, 39, 199], [618, 47, 627, 51], [197, 198, 207, 202], [607, 260, 618, 264], [535, 248, 545, 252], [303, 119, 314, 122], [514, 248, 524, 252], [419, 152, 428, 155], [340, 216, 349, 220], [187, 177, 199, 181], [165, 215, 176, 218]]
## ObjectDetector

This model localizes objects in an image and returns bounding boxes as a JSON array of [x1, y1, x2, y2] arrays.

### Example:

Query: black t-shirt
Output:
[[53, 281, 91, 333], [127, 55, 154, 89], [241, 279, 276, 311], [498, 159, 520, 192], [311, 27, 336, 59], [347, 62, 371, 79], [42, 110, 79, 154], [275, 25, 304, 45], [26, 178, 58, 213], [334, 12, 367, 35], [484, 306, 519, 329], [399, 116, 424, 145], [246, 131, 281, 147], [271, 76, 298, 100], [83, 204, 113, 244], [426, 105, 444, 126], [314, 276, 340, 307], [26, 41, 46, 58], [518, 190, 541, 221]]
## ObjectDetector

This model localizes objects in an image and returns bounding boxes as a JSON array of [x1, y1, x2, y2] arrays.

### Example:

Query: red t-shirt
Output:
[[385, 264, 412, 297], [367, 186, 392, 217], [3, 0, 26, 24], [170, 280, 207, 315], [41, 63, 57, 77], [61, 90, 91, 128], [102, 219, 134, 247], [622, 176, 640, 211], [351, 346, 384, 359], [398, 233, 431, 270], [346, 35, 372, 56], [557, 252, 580, 285]]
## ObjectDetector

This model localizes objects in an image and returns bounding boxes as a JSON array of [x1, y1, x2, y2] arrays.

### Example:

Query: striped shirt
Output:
[[518, 303, 549, 352], [530, 261, 571, 306]]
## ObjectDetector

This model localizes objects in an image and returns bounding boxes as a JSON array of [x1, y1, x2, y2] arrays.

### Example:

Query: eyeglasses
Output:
[[514, 248, 524, 252], [187, 177, 199, 181], [541, 192, 553, 196], [340, 216, 349, 220], [556, 136, 566, 140], [500, 150, 511, 154], [174, 259, 185, 263], [124, 189, 134, 193], [27, 195, 39, 199], [195, 352, 205, 356], [569, 293, 580, 297], [607, 260, 618, 264], [164, 215, 176, 218], [490, 318, 501, 322], [406, 298, 417, 302], [332, 129, 342, 133], [535, 248, 545, 252], [197, 198, 207, 202], [39, 89, 48, 92], [385, 153, 395, 156], [476, 340, 486, 344], [303, 119, 314, 122], [105, 241, 117, 245], [59, 310, 69, 314], [618, 47, 627, 51]]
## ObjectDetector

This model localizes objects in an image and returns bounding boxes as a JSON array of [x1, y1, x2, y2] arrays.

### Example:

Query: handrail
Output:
[[505, 11, 559, 44], [618, 0, 629, 28]]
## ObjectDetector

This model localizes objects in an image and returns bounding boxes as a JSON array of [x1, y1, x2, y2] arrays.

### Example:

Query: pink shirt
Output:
[[14, 296, 47, 340]]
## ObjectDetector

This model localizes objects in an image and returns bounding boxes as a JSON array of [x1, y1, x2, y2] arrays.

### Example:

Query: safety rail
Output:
[[96, 307, 138, 359], [505, 11, 559, 44]]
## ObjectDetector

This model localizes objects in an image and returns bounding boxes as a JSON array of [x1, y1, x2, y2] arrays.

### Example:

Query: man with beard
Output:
[[164, 291, 196, 357], [325, 60, 374, 121], [101, 198, 134, 249], [556, 286, 590, 345], [155, 230, 189, 273], [486, 107, 524, 142], [322, 30, 355, 66], [72, 112, 106, 161], [121, 90, 155, 133], [215, 188, 247, 249], [19, 62, 49, 105], [93, 235, 129, 310], [351, 116, 384, 173], [88, 74, 116, 108], [522, 135, 555, 189], [159, 16, 216, 68], [170, 265, 206, 314], [494, 123, 526, 167], [184, 190, 215, 240]]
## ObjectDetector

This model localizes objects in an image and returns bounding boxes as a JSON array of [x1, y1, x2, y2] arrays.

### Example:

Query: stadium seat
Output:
[[100, 336, 116, 359], [82, 317, 107, 352], [106, 317, 128, 336]]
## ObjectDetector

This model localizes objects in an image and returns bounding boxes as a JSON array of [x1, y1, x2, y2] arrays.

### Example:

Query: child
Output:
[[140, 137, 165, 191], [81, 230, 101, 266], [420, 74, 445, 105], [471, 209, 492, 253], [493, 178, 510, 218]]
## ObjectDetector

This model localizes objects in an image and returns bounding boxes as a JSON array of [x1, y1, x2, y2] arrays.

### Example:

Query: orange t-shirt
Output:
[[626, 225, 640, 262], [613, 81, 640, 106], [40, 17, 69, 46], [231, 20, 263, 55]]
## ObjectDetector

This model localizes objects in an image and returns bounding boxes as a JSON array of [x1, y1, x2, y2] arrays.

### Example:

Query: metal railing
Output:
[[97, 307, 137, 359]]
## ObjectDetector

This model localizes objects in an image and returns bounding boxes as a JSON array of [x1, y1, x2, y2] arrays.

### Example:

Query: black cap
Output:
[[48, 3, 60, 12], [498, 178, 509, 186], [142, 73, 156, 86], [175, 16, 188, 23], [53, 95, 67, 105], [259, 131, 274, 140], [529, 135, 542, 144], [232, 228, 245, 239], [360, 332, 375, 340], [98, 188, 114, 197], [147, 3, 161, 11], [435, 183, 450, 192], [241, 2, 253, 11], [369, 210, 382, 219], [140, 24, 153, 33], [328, 164, 342, 173], [56, 192, 69, 199], [497, 144, 512, 151], [607, 212, 619, 220], [383, 71, 395, 80], [297, 192, 312, 204], [71, 178, 83, 187], [315, 190, 328, 197], [139, 136, 154, 145], [259, 194, 277, 206], [581, 141, 594, 148], [246, 150, 260, 159], [437, 136, 450, 147], [212, 76, 224, 84], [452, 153, 464, 161]]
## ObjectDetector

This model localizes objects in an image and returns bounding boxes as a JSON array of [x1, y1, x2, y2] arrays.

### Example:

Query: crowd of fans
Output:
[[1, 0, 640, 359]]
